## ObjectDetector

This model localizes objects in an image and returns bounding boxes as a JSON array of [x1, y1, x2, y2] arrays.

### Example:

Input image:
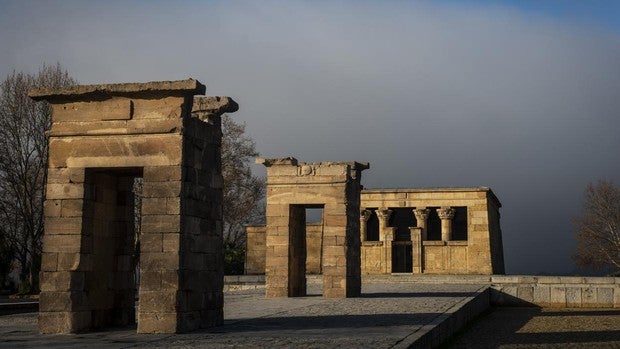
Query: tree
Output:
[[221, 115, 266, 250], [0, 64, 75, 293], [574, 180, 620, 273]]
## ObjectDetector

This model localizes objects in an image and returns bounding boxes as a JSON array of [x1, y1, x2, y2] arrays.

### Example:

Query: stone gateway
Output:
[[30, 79, 237, 334]]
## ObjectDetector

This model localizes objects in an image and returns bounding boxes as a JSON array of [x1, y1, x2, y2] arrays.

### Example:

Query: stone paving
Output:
[[0, 283, 484, 348], [445, 307, 620, 349]]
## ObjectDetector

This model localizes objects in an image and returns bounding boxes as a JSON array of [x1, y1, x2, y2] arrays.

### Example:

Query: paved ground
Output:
[[0, 283, 484, 348], [445, 307, 620, 349]]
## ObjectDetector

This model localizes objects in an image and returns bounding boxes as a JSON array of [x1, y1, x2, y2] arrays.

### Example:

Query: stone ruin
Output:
[[30, 77, 506, 336], [258, 157, 369, 298], [29, 79, 237, 334]]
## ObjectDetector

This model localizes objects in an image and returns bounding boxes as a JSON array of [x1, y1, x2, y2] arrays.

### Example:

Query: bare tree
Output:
[[574, 180, 620, 273], [221, 115, 265, 248], [0, 64, 75, 292]]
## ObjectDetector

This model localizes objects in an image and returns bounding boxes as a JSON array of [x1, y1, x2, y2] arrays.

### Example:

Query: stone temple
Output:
[[30, 78, 505, 336], [246, 182, 504, 276]]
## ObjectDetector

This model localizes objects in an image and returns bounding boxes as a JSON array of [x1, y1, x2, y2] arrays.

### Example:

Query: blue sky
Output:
[[1, 0, 619, 275]]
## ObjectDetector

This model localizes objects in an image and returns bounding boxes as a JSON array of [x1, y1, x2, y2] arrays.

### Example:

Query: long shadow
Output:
[[444, 307, 620, 348], [510, 330, 620, 345], [205, 313, 442, 334], [537, 309, 620, 317], [361, 292, 477, 298]]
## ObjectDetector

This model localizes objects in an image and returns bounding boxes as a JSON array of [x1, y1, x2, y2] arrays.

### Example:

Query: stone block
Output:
[[142, 198, 168, 215], [52, 99, 132, 122], [45, 217, 82, 234], [141, 233, 163, 252], [142, 181, 182, 198], [162, 233, 181, 252], [40, 271, 84, 292], [141, 214, 181, 233], [47, 168, 86, 184], [43, 234, 82, 253], [141, 252, 180, 270], [48, 134, 183, 168], [582, 286, 597, 306], [46, 183, 84, 200], [39, 291, 86, 312], [143, 166, 183, 182], [39, 311, 91, 334], [44, 200, 62, 218], [597, 287, 614, 307], [566, 287, 582, 307], [549, 287, 566, 307], [533, 286, 551, 305], [57, 253, 82, 271], [139, 290, 178, 312], [41, 253, 58, 272], [137, 312, 178, 334]]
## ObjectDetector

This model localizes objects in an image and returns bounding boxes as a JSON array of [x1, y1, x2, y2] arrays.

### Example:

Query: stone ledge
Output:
[[30, 79, 206, 101]]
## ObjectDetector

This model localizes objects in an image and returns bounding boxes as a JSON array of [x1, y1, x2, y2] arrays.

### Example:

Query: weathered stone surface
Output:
[[30, 79, 205, 100], [261, 157, 367, 298], [247, 186, 503, 276], [33, 78, 232, 335]]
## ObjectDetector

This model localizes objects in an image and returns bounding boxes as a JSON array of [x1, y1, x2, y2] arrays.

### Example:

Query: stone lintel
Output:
[[257, 157, 369, 171], [29, 79, 206, 102], [192, 96, 239, 115]]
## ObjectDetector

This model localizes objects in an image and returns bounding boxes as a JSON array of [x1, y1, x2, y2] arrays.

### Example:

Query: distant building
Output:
[[246, 187, 504, 275]]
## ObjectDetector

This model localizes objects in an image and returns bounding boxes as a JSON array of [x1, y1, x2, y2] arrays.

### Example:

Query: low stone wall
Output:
[[228, 274, 620, 308], [489, 275, 620, 308], [362, 274, 620, 308]]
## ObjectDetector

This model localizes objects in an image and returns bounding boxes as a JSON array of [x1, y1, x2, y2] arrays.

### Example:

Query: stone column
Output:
[[413, 208, 430, 240], [437, 207, 456, 242], [409, 227, 423, 274], [376, 208, 394, 274], [360, 209, 372, 242]]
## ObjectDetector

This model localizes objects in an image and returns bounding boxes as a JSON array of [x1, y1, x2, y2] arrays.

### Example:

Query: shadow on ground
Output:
[[444, 307, 620, 348]]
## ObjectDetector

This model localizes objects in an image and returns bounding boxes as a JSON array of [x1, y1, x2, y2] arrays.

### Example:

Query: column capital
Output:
[[376, 207, 392, 221], [437, 207, 455, 220], [413, 208, 430, 221], [360, 209, 372, 222]]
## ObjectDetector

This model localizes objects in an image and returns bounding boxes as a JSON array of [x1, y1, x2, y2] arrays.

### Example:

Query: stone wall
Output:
[[31, 80, 237, 334], [259, 158, 368, 298], [490, 275, 620, 308], [361, 188, 503, 275], [245, 187, 504, 276], [361, 274, 620, 308]]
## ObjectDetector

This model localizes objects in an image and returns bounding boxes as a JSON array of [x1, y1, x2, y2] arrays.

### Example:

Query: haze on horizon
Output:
[[1, 0, 619, 275]]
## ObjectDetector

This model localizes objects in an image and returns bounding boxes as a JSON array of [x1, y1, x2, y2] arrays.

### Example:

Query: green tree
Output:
[[0, 64, 75, 293], [574, 180, 620, 274]]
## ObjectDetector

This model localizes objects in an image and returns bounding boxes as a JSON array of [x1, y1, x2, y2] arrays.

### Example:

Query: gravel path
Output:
[[445, 307, 620, 349]]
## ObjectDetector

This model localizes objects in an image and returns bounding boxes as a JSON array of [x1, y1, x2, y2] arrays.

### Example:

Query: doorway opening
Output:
[[389, 208, 415, 273], [81, 167, 142, 328], [288, 204, 324, 296]]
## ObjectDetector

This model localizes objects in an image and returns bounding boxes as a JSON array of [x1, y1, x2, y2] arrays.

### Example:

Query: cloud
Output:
[[1, 0, 619, 274]]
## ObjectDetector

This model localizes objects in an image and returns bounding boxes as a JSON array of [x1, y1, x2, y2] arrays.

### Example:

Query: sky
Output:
[[1, 0, 619, 275]]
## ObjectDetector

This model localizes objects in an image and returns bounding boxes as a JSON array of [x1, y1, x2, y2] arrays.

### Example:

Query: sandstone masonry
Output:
[[30, 79, 237, 334], [258, 157, 369, 298], [246, 187, 504, 276]]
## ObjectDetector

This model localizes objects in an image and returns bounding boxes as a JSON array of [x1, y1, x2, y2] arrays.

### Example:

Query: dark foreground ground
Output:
[[2, 287, 620, 348], [445, 307, 620, 349]]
